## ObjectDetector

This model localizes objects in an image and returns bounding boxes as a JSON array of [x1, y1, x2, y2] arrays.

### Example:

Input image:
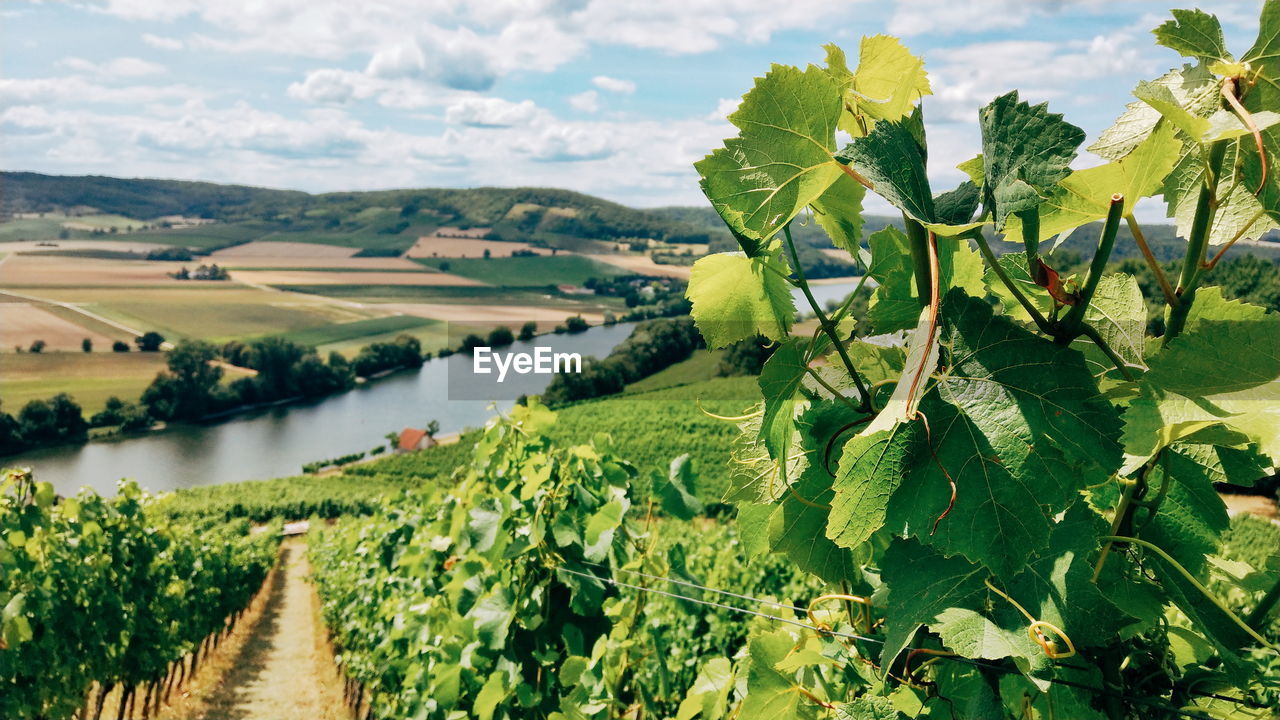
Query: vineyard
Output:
[[5, 4, 1280, 720]]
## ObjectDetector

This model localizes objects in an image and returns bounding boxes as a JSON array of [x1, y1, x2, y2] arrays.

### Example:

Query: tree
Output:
[[483, 248, 491, 259], [28, 340, 45, 353], [518, 321, 538, 341], [246, 337, 307, 398], [81, 337, 92, 353], [146, 341, 222, 420], [136, 331, 165, 352], [459, 334, 486, 353], [486, 325, 514, 347], [564, 316, 589, 333], [112, 340, 130, 352], [425, 419, 440, 438]]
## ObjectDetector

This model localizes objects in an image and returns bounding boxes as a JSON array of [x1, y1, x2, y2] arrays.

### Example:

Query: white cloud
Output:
[[286, 69, 360, 104], [592, 75, 635, 94], [569, 90, 599, 113], [141, 33, 184, 50], [57, 56, 167, 77], [706, 97, 739, 122], [365, 41, 426, 79], [0, 76, 199, 105], [445, 97, 545, 127]]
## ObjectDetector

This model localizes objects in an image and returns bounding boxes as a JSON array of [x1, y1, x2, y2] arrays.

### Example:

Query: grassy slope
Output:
[[625, 349, 725, 394], [0, 352, 167, 413], [412, 255, 629, 286]]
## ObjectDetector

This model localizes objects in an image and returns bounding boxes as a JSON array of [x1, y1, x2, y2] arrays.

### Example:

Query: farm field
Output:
[[412, 254, 628, 286], [266, 315, 437, 348], [0, 255, 206, 287], [583, 252, 693, 279], [210, 240, 359, 259], [0, 352, 169, 413], [315, 321, 451, 358], [379, 301, 606, 327], [624, 347, 726, 394], [0, 302, 120, 353], [24, 287, 380, 342], [404, 234, 549, 258], [230, 268, 482, 286]]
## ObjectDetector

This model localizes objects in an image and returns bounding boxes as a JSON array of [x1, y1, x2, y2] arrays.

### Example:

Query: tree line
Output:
[[0, 333, 426, 456]]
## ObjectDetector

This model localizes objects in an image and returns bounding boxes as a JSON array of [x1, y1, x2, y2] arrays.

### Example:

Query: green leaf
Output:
[[1090, 65, 1218, 161], [1243, 0, 1280, 109], [469, 588, 515, 650], [758, 338, 808, 462], [826, 424, 918, 551], [866, 228, 985, 333], [849, 35, 931, 125], [836, 118, 934, 223], [1140, 444, 1231, 575], [583, 499, 624, 561], [982, 251, 1053, 325], [862, 304, 939, 435], [740, 628, 819, 720], [676, 657, 734, 720], [1153, 9, 1231, 62], [1121, 288, 1280, 470], [1004, 121, 1180, 245], [1167, 137, 1280, 246], [769, 453, 859, 585], [882, 291, 1122, 576], [1081, 273, 1148, 370], [878, 538, 986, 666], [696, 64, 845, 254], [474, 672, 509, 720], [657, 454, 704, 520], [811, 173, 866, 256], [687, 252, 796, 348], [979, 91, 1085, 228], [835, 695, 905, 720], [932, 181, 980, 226]]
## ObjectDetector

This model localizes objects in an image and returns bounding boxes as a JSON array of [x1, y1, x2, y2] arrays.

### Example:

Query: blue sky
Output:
[[0, 1, 1270, 210]]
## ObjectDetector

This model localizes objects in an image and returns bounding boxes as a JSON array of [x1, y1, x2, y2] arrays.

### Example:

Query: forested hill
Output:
[[0, 171, 719, 245]]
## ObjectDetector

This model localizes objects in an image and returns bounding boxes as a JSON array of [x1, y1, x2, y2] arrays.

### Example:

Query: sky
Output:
[[0, 1, 1271, 211]]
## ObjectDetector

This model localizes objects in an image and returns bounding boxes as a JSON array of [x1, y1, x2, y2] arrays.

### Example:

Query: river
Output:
[[7, 280, 863, 497]]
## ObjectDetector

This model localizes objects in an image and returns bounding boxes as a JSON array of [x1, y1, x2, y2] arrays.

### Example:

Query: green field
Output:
[[0, 352, 168, 414], [276, 284, 625, 309], [28, 287, 373, 342], [413, 254, 629, 286], [317, 322, 452, 358], [625, 348, 725, 394], [262, 315, 435, 348]]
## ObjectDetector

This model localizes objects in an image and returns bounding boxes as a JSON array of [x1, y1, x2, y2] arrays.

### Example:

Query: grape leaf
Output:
[[865, 228, 985, 333], [1243, 0, 1280, 109], [883, 291, 1122, 576], [676, 658, 734, 720], [1003, 121, 1180, 245], [1140, 444, 1231, 575], [758, 338, 808, 462], [696, 64, 844, 255], [740, 628, 819, 720], [687, 252, 796, 348], [1090, 64, 1218, 161], [850, 35, 932, 124], [836, 118, 934, 223], [932, 181, 980, 226], [1081, 273, 1148, 370], [835, 696, 905, 720], [982, 251, 1054, 325], [826, 423, 919, 550], [657, 454, 704, 520], [979, 92, 1086, 228], [1153, 9, 1231, 62], [1167, 138, 1280, 245], [1121, 288, 1280, 470], [769, 455, 859, 585], [862, 304, 939, 435], [811, 172, 866, 256]]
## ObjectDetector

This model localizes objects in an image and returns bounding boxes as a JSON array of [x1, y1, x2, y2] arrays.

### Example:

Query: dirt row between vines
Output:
[[136, 538, 350, 720]]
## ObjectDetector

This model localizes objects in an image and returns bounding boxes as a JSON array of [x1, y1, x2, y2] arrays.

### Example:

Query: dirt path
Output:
[[183, 540, 347, 720]]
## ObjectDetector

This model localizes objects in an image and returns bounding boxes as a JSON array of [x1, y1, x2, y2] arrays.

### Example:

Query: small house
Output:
[[397, 427, 437, 452]]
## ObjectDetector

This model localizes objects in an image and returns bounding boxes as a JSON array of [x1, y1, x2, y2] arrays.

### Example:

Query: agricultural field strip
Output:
[[0, 288, 155, 343]]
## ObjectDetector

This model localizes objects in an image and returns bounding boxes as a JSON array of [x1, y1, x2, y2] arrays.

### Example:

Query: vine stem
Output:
[[1246, 575, 1280, 630], [1126, 214, 1178, 307], [903, 215, 933, 306], [1077, 322, 1136, 382], [784, 226, 871, 411], [1165, 140, 1228, 345], [1060, 194, 1124, 338], [1017, 209, 1041, 281], [1092, 471, 1148, 583], [1203, 208, 1266, 270], [970, 230, 1055, 336], [1099, 535, 1278, 649]]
